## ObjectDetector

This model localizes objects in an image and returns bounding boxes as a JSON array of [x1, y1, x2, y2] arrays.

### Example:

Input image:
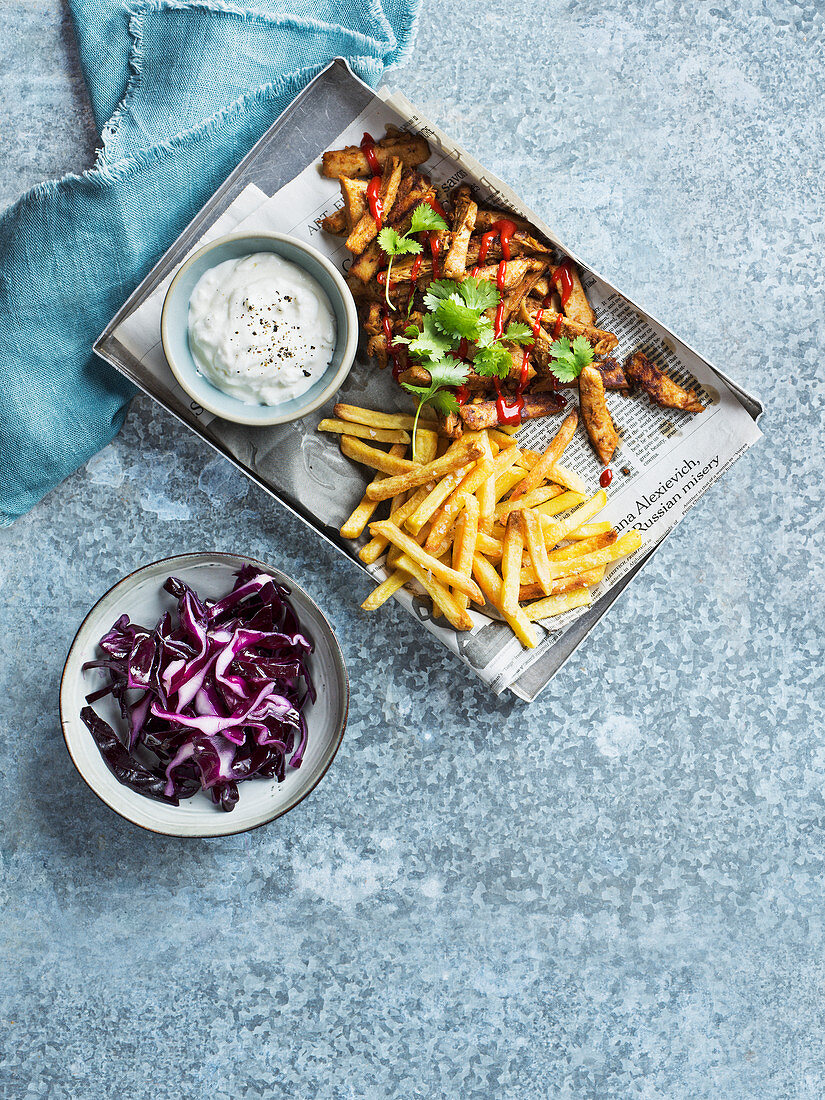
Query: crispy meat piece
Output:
[[551, 262, 596, 326], [594, 357, 629, 392], [458, 392, 566, 431], [465, 230, 552, 266], [521, 303, 618, 359], [473, 257, 544, 291], [442, 187, 478, 280], [320, 207, 347, 235], [349, 178, 438, 283], [474, 209, 537, 234], [499, 266, 548, 330], [340, 177, 368, 231], [345, 158, 403, 255], [321, 133, 430, 179], [625, 351, 704, 413], [579, 363, 620, 465]]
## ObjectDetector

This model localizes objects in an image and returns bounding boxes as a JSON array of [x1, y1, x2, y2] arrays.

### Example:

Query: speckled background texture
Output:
[[1, 2, 823, 1096]]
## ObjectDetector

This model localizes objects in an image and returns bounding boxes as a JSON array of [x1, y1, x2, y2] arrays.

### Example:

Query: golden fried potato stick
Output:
[[321, 133, 430, 179], [393, 554, 474, 632], [414, 429, 439, 465], [340, 443, 408, 540], [522, 509, 553, 596], [365, 440, 484, 502], [345, 157, 403, 255], [538, 490, 608, 549], [318, 419, 410, 445], [357, 486, 429, 565], [471, 552, 536, 649], [369, 521, 484, 604], [510, 410, 578, 501], [340, 435, 418, 476], [424, 456, 495, 555], [533, 491, 587, 519], [501, 513, 525, 616], [405, 465, 470, 535], [547, 530, 642, 581], [494, 484, 564, 523], [578, 363, 620, 465], [452, 495, 480, 612], [518, 567, 605, 602], [551, 262, 596, 326], [567, 521, 613, 540], [361, 568, 411, 611], [547, 531, 618, 562], [333, 403, 438, 431], [524, 587, 592, 622], [625, 351, 704, 413], [548, 463, 588, 496], [487, 428, 519, 450]]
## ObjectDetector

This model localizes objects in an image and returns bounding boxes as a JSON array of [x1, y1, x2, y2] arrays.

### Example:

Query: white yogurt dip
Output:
[[187, 252, 336, 406]]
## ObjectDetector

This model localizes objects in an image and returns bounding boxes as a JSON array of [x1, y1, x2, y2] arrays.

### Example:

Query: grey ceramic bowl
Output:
[[60, 553, 349, 837], [160, 232, 358, 426]]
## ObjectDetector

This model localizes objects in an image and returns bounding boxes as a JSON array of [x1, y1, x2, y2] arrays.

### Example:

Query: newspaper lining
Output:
[[96, 73, 762, 698]]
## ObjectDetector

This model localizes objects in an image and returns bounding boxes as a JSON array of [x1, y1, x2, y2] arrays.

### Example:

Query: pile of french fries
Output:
[[319, 404, 643, 648]]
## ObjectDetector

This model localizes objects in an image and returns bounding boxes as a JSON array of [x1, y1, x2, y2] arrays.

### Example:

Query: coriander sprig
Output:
[[547, 335, 594, 382], [377, 203, 449, 309]]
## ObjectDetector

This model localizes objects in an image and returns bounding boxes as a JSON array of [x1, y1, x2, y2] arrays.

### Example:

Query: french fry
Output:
[[518, 567, 605, 602], [394, 554, 473, 631], [522, 509, 552, 595], [369, 521, 484, 603], [340, 443, 407, 539], [487, 428, 519, 449], [318, 419, 410, 445], [361, 569, 411, 611], [406, 465, 471, 534], [567, 521, 613, 539], [533, 491, 587, 519], [538, 490, 608, 549], [510, 410, 578, 500], [451, 495, 480, 612], [550, 462, 588, 495], [340, 435, 417, 476], [547, 530, 642, 581], [494, 484, 564, 523], [424, 457, 495, 553], [414, 428, 439, 465], [471, 552, 536, 648], [333, 403, 439, 431], [547, 531, 617, 562], [494, 466, 527, 503], [365, 441, 484, 502], [524, 587, 592, 622], [501, 513, 524, 615]]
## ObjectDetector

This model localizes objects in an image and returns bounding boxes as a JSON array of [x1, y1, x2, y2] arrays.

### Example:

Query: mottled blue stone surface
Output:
[[1, 2, 824, 1096]]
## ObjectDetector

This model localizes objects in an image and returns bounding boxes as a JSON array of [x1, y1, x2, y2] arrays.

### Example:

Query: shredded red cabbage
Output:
[[80, 566, 314, 811]]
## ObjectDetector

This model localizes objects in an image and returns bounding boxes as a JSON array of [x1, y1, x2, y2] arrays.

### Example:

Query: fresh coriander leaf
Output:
[[548, 358, 581, 383], [473, 343, 513, 380], [377, 227, 405, 256], [503, 322, 534, 345], [433, 296, 483, 341], [427, 359, 470, 388], [547, 337, 572, 360], [571, 335, 595, 366], [430, 390, 461, 417], [422, 279, 463, 312], [409, 203, 449, 235], [474, 316, 495, 348], [457, 277, 500, 312], [398, 314, 454, 363]]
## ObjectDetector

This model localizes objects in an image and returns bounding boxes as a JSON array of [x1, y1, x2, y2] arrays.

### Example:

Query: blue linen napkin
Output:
[[0, 0, 419, 524]]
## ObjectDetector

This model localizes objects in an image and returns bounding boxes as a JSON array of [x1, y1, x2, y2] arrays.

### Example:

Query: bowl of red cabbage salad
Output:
[[80, 566, 315, 813]]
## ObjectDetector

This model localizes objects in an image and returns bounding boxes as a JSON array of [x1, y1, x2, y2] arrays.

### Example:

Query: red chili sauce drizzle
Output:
[[429, 232, 442, 279], [366, 175, 384, 227], [360, 132, 381, 176], [553, 258, 574, 309], [599, 468, 613, 488]]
